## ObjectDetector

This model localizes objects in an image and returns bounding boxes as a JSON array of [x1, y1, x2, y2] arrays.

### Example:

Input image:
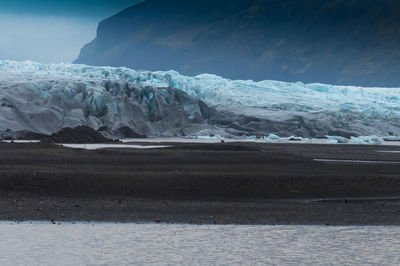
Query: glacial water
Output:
[[0, 223, 399, 265]]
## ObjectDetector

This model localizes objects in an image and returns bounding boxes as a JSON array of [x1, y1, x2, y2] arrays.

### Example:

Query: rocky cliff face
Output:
[[75, 0, 400, 87]]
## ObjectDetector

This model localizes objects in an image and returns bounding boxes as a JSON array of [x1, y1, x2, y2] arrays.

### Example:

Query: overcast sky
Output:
[[0, 0, 143, 63]]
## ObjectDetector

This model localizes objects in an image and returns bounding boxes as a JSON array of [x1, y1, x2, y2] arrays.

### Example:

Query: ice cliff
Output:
[[0, 60, 399, 139]]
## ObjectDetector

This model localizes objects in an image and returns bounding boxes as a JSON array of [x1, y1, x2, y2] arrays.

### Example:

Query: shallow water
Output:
[[61, 143, 171, 150], [314, 158, 400, 164], [0, 223, 399, 265], [121, 137, 400, 146]]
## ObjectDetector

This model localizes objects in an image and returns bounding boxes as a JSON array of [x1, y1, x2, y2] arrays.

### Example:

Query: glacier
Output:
[[0, 60, 399, 139]]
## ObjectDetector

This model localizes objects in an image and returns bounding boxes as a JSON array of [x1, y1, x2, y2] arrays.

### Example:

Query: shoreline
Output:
[[2, 194, 400, 225]]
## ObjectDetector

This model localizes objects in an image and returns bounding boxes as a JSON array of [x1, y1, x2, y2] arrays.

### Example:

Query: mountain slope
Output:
[[75, 0, 400, 87]]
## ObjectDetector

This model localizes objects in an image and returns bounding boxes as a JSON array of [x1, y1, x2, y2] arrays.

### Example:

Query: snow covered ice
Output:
[[0, 60, 399, 139]]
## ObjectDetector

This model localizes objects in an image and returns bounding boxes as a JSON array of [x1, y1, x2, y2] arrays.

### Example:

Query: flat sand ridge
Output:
[[1, 142, 400, 225]]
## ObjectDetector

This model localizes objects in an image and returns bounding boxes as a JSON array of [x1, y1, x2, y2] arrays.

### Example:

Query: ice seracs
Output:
[[0, 60, 399, 139]]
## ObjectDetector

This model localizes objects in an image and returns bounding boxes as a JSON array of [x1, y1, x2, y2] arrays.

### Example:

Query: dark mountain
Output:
[[75, 0, 400, 87]]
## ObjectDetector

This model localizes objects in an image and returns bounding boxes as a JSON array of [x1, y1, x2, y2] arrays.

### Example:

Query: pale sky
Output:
[[0, 0, 143, 63]]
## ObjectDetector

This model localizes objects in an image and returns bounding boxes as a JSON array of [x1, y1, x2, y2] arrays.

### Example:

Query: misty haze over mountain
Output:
[[0, 0, 142, 63], [75, 0, 400, 87]]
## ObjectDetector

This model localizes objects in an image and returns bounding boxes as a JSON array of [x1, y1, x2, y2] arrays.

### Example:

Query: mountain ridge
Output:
[[75, 0, 400, 87]]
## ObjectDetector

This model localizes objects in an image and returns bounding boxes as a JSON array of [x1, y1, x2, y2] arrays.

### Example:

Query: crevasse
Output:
[[0, 60, 399, 138]]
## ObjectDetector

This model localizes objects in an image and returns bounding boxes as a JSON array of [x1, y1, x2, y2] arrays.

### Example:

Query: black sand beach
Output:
[[1, 142, 400, 225]]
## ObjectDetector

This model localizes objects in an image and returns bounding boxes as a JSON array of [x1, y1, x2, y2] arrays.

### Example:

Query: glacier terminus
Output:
[[0, 60, 399, 140]]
